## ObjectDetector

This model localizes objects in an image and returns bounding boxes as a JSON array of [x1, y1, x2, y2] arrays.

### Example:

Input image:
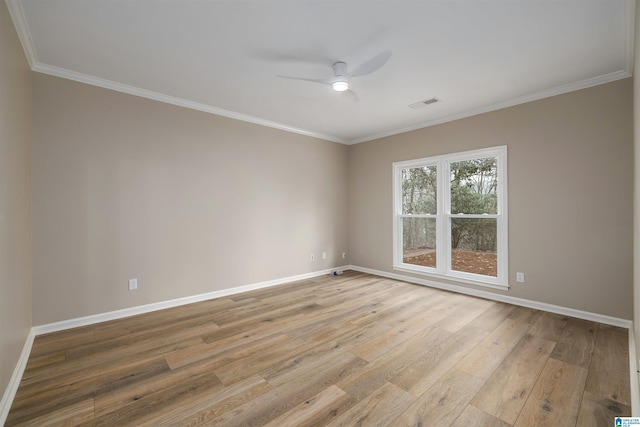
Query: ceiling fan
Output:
[[276, 50, 392, 102]]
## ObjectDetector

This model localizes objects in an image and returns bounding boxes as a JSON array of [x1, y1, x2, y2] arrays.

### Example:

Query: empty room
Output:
[[1, 0, 639, 426]]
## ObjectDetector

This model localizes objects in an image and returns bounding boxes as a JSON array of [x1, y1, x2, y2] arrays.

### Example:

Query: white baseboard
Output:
[[3, 265, 637, 422], [32, 266, 349, 335], [1, 267, 349, 423], [629, 328, 639, 416], [30, 264, 630, 336], [348, 265, 632, 328], [0, 329, 35, 426], [350, 265, 640, 414]]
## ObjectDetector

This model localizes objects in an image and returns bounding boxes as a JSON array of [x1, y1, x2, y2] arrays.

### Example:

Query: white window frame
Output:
[[392, 146, 508, 289]]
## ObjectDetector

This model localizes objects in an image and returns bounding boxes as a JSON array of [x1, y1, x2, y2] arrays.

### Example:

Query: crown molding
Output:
[[33, 63, 632, 147], [7, 0, 635, 146], [350, 69, 632, 145], [32, 63, 348, 144], [5, 0, 37, 67], [625, 0, 636, 74]]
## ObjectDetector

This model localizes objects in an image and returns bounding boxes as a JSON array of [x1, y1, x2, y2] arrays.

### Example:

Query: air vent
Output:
[[409, 97, 441, 109]]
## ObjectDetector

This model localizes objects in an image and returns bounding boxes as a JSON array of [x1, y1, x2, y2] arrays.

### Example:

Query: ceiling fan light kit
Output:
[[277, 50, 392, 101], [332, 80, 349, 92]]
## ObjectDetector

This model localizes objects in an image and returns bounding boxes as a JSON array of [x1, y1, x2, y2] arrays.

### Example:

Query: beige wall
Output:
[[349, 78, 633, 319], [23, 24, 636, 326], [31, 74, 633, 325], [0, 0, 32, 395], [32, 74, 349, 325]]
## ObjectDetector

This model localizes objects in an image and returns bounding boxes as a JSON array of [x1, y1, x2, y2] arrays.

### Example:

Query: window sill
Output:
[[393, 265, 510, 291]]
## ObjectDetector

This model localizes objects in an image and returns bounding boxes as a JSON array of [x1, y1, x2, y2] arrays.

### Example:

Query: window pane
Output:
[[450, 157, 497, 214], [402, 217, 436, 268], [402, 165, 437, 215], [450, 218, 497, 277]]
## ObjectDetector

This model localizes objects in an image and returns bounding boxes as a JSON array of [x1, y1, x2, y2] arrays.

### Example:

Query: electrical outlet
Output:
[[310, 254, 315, 261], [342, 252, 346, 259], [128, 278, 138, 290], [322, 252, 327, 259], [516, 272, 525, 283]]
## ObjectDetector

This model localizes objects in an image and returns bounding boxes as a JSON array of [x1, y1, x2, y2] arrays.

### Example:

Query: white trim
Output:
[[32, 266, 347, 335], [4, 0, 345, 144], [6, 0, 634, 146], [5, 0, 37, 68], [350, 70, 632, 145], [29, 64, 633, 147], [625, 0, 636, 75], [392, 266, 508, 291], [393, 146, 508, 288], [32, 64, 346, 144], [629, 327, 640, 416], [0, 329, 35, 426], [1, 267, 347, 420], [2, 266, 634, 422], [30, 64, 348, 145], [349, 265, 633, 328]]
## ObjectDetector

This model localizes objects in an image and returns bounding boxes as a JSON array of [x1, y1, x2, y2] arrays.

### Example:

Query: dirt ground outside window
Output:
[[403, 249, 497, 277]]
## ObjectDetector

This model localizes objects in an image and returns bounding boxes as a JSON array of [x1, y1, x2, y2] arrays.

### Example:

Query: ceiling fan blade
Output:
[[349, 50, 392, 77], [276, 75, 333, 86], [342, 89, 359, 102]]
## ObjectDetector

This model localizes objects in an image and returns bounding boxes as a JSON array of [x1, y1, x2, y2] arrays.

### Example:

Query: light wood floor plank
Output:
[[165, 333, 290, 369], [469, 301, 517, 332], [327, 383, 416, 427], [345, 285, 435, 326], [10, 356, 171, 424], [263, 385, 354, 427], [455, 318, 531, 379], [575, 390, 631, 427], [452, 404, 512, 427], [18, 334, 201, 393], [471, 333, 556, 425], [507, 306, 543, 324], [389, 324, 488, 397], [91, 371, 222, 427], [210, 352, 367, 426], [550, 317, 597, 368], [93, 356, 225, 418], [12, 398, 94, 427], [584, 324, 631, 405], [432, 294, 496, 333], [392, 368, 485, 426], [138, 374, 271, 427], [350, 307, 445, 362], [528, 312, 571, 341], [288, 319, 391, 354], [261, 344, 365, 389], [338, 326, 452, 400], [513, 358, 588, 427], [283, 298, 386, 340], [6, 271, 632, 426]]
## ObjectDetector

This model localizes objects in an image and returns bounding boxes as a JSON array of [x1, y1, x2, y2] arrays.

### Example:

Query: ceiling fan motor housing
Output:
[[333, 62, 348, 76], [332, 62, 349, 91]]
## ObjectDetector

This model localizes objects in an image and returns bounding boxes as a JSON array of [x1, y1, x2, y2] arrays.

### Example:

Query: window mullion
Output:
[[437, 159, 447, 274]]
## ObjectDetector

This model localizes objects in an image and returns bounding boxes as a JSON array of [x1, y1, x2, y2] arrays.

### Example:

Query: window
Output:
[[393, 146, 508, 289]]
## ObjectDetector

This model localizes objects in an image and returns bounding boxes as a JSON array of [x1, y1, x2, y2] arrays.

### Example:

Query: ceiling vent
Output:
[[409, 97, 441, 109]]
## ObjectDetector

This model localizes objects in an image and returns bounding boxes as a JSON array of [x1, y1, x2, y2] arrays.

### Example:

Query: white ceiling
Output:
[[7, 0, 634, 144]]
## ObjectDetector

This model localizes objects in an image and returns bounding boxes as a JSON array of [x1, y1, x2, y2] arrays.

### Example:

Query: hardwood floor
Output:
[[7, 271, 631, 426]]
